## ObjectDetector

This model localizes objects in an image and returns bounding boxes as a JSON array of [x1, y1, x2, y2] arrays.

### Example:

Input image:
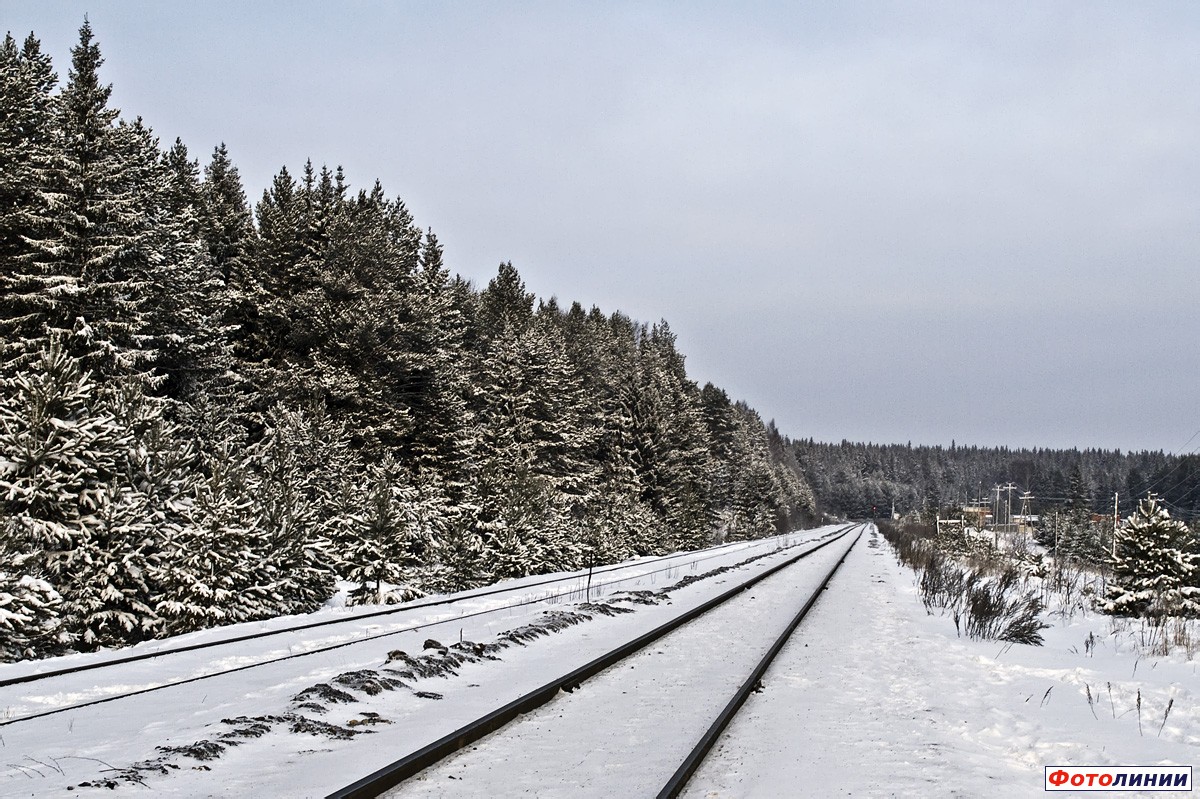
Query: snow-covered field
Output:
[[2, 524, 1196, 798]]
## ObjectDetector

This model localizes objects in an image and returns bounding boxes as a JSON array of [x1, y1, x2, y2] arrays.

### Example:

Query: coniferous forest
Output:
[[795, 440, 1200, 524], [0, 24, 817, 660], [5, 23, 1197, 662]]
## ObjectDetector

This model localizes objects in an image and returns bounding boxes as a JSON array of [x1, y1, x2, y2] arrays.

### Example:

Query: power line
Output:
[[1135, 428, 1200, 496]]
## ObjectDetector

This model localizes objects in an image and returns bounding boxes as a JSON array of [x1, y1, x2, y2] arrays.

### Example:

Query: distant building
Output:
[[962, 505, 992, 528]]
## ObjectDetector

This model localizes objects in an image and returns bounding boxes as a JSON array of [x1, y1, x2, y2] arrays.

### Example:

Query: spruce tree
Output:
[[152, 138, 235, 408], [626, 321, 712, 550], [0, 338, 127, 582], [48, 22, 162, 378], [244, 404, 341, 615], [1106, 496, 1200, 620], [0, 571, 63, 660], [200, 143, 255, 284], [340, 456, 425, 605], [154, 438, 263, 634], [470, 264, 594, 575], [405, 230, 475, 491], [0, 338, 169, 648], [0, 32, 61, 373]]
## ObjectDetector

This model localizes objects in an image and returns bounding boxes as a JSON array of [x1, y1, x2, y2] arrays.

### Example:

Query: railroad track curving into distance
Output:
[[328, 522, 867, 799]]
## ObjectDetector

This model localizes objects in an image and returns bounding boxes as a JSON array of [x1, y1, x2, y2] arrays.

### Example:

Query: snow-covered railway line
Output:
[[331, 524, 864, 799], [0, 529, 830, 731]]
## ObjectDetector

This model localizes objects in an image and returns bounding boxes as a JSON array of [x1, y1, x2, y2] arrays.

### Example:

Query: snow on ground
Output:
[[3, 523, 1196, 798], [687, 527, 1199, 798]]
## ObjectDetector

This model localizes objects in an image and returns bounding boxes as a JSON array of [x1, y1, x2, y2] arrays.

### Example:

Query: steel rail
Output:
[[657, 526, 864, 798], [324, 523, 864, 799]]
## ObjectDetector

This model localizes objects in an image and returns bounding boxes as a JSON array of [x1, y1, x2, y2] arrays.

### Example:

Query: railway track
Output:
[[327, 522, 866, 799], [0, 528, 833, 731], [0, 531, 810, 692]]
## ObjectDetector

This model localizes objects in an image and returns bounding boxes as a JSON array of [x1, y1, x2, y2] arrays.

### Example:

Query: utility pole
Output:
[[1002, 482, 1018, 532], [1112, 491, 1119, 559], [1019, 491, 1033, 537]]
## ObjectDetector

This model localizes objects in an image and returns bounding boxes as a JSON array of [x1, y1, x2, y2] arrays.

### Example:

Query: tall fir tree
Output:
[[47, 22, 165, 379], [151, 138, 236, 409]]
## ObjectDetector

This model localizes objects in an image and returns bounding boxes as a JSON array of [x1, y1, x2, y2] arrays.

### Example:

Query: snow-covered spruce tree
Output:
[[565, 307, 668, 558], [64, 477, 163, 648], [68, 380, 209, 647], [197, 143, 257, 425], [1056, 514, 1103, 566], [150, 138, 238, 410], [0, 571, 63, 660], [0, 337, 123, 589], [0, 32, 61, 376], [339, 455, 426, 606], [244, 404, 341, 615], [625, 320, 713, 551], [47, 23, 161, 379], [1105, 496, 1200, 620], [423, 502, 488, 593], [1049, 466, 1105, 565], [154, 439, 264, 634], [583, 485, 666, 564], [52, 377, 211, 647], [0, 338, 170, 649], [699, 383, 745, 543], [700, 393, 793, 541], [469, 264, 594, 576], [404, 230, 476, 494], [199, 143, 256, 287]]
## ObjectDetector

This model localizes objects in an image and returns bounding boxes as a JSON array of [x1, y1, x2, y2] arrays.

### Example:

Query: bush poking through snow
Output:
[[963, 570, 1047, 645], [880, 521, 1049, 645]]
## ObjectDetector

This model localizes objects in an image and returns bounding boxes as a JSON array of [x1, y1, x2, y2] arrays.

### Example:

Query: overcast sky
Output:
[[6, 1, 1199, 453]]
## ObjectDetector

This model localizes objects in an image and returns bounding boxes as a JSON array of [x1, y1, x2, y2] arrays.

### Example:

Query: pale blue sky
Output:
[[5, 1, 1199, 452]]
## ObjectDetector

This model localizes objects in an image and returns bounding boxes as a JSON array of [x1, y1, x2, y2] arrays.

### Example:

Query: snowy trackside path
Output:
[[685, 528, 1200, 798]]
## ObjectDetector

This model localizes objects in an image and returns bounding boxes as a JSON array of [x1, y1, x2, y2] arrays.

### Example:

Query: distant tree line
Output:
[[794, 439, 1199, 524], [0, 23, 815, 661], [801, 437, 1200, 624]]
